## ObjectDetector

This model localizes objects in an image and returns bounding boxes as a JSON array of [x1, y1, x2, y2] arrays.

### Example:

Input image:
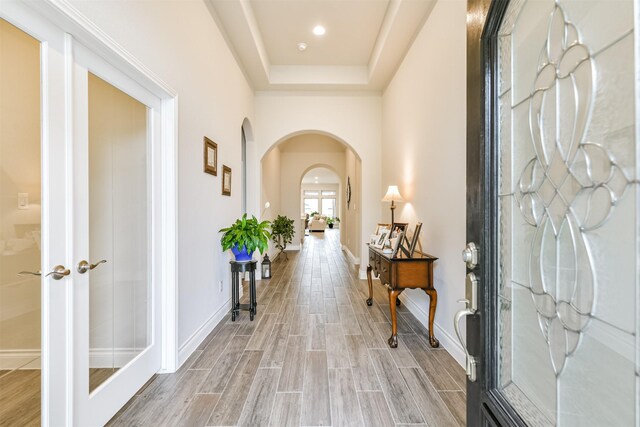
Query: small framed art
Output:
[[222, 165, 232, 196], [375, 223, 391, 234], [408, 222, 423, 255], [204, 137, 217, 176]]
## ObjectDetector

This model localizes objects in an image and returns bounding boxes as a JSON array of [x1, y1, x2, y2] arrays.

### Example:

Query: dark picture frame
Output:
[[204, 137, 218, 176], [222, 165, 231, 196], [408, 222, 423, 255]]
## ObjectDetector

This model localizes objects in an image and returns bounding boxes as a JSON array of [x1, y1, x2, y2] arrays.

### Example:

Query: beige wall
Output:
[[343, 148, 361, 259], [69, 1, 256, 352], [261, 145, 281, 223], [0, 19, 41, 354], [382, 0, 467, 364]]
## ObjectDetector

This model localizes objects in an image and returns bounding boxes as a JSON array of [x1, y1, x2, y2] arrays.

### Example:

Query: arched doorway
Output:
[[260, 132, 362, 266]]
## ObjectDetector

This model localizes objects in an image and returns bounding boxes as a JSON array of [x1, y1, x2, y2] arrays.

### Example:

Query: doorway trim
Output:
[[1, 0, 179, 423], [32, 0, 181, 375]]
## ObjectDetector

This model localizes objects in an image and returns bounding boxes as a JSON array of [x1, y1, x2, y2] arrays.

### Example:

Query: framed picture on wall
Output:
[[204, 137, 217, 176], [222, 165, 231, 196]]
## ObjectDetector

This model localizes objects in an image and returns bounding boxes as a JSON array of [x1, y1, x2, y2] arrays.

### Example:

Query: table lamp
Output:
[[382, 185, 404, 225]]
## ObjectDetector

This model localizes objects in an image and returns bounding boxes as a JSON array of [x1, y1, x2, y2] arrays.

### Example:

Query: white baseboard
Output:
[[399, 293, 465, 368], [0, 350, 40, 370], [359, 269, 367, 280], [341, 245, 360, 267], [89, 348, 144, 368], [285, 244, 300, 251], [0, 348, 150, 369], [176, 298, 231, 369]]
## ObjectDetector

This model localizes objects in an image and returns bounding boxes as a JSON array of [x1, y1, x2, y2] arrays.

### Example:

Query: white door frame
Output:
[[0, 0, 179, 425]]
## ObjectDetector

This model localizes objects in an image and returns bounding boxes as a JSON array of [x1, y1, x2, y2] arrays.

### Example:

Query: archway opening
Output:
[[260, 132, 362, 266]]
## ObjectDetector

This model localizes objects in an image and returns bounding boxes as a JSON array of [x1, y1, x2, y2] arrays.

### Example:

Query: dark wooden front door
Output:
[[464, 0, 639, 425]]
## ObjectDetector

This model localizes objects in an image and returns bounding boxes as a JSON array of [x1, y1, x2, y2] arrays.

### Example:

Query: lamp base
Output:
[[390, 202, 396, 226]]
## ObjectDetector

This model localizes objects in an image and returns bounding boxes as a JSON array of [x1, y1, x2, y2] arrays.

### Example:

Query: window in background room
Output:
[[304, 198, 319, 215], [321, 198, 336, 217]]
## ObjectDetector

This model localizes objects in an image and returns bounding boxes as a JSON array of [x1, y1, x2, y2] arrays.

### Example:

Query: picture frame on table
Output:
[[375, 223, 391, 235], [408, 222, 423, 255], [371, 230, 389, 249], [391, 230, 405, 258], [391, 222, 408, 238], [377, 230, 389, 246], [203, 136, 217, 176], [222, 165, 232, 196]]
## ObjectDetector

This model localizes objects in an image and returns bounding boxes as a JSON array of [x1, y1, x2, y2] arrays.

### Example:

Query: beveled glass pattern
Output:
[[496, 1, 637, 425]]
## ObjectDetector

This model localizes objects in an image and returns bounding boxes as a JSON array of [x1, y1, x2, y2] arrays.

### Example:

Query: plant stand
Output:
[[230, 260, 257, 321]]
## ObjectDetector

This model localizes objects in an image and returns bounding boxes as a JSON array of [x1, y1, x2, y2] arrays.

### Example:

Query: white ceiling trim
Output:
[[239, 0, 270, 84], [206, 0, 437, 92]]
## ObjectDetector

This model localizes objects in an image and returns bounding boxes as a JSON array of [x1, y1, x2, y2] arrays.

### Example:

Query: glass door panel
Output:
[[495, 1, 637, 425], [87, 73, 149, 393], [0, 17, 41, 425]]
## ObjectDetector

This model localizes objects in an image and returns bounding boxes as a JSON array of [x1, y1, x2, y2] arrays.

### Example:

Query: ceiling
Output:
[[302, 167, 341, 184], [205, 0, 437, 92]]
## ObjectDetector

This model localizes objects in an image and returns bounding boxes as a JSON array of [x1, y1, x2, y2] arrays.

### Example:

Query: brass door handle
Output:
[[45, 265, 71, 280], [77, 259, 107, 274], [18, 270, 41, 277]]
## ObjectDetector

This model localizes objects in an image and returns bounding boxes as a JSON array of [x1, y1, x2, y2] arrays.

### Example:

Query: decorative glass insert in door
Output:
[[87, 73, 150, 392], [496, 1, 637, 425], [0, 17, 41, 424]]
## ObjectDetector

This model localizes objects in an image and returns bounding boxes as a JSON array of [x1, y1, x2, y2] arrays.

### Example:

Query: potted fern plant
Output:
[[271, 215, 295, 259], [326, 216, 340, 229], [219, 214, 271, 262]]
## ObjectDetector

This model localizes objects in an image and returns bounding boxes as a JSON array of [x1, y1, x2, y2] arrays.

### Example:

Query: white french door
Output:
[[71, 44, 163, 426], [0, 2, 167, 425]]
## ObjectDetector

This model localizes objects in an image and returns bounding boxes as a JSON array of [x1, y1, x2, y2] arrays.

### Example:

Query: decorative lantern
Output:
[[261, 254, 272, 279]]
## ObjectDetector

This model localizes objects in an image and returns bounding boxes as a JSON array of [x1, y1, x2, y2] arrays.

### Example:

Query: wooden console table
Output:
[[366, 245, 439, 348]]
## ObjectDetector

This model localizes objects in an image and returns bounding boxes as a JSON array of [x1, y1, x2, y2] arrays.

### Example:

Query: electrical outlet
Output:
[[218, 280, 223, 292]]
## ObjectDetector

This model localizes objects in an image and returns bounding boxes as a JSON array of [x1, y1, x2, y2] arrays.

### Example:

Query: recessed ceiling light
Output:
[[297, 42, 307, 51], [315, 176, 319, 179], [313, 25, 326, 36]]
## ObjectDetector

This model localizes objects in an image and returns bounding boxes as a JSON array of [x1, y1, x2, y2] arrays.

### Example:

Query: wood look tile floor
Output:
[[108, 230, 466, 427]]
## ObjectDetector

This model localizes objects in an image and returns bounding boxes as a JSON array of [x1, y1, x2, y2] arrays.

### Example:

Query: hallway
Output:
[[108, 230, 465, 426]]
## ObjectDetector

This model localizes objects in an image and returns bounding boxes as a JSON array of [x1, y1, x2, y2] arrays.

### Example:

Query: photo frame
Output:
[[391, 222, 408, 238], [203, 137, 217, 176], [222, 165, 232, 196], [376, 230, 389, 246], [391, 230, 404, 258], [392, 222, 408, 232], [408, 222, 423, 255], [371, 230, 389, 249], [375, 223, 391, 234]]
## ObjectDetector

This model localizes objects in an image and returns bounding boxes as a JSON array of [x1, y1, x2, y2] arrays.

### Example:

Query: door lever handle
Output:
[[18, 270, 42, 277], [77, 259, 107, 274], [45, 265, 71, 280], [454, 303, 478, 382]]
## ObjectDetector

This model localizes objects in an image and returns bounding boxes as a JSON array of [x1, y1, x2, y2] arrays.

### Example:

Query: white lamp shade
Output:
[[382, 185, 404, 202]]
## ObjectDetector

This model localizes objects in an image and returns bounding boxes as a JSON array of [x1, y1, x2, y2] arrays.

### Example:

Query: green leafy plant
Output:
[[326, 216, 340, 225], [219, 214, 271, 254], [271, 215, 295, 254], [310, 211, 319, 217]]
